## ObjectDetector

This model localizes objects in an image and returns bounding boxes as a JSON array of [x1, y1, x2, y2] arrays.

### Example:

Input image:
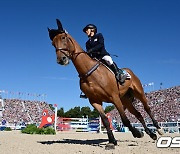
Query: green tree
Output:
[[64, 108, 73, 117], [57, 107, 64, 117], [90, 108, 99, 118], [73, 106, 81, 117], [81, 106, 91, 118], [61, 106, 101, 118], [104, 105, 115, 113], [64, 106, 81, 118]]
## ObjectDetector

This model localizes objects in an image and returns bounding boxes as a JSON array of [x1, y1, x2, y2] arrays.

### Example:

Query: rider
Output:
[[83, 24, 127, 83]]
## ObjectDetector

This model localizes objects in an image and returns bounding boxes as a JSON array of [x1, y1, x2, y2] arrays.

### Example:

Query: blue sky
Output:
[[0, 0, 179, 111]]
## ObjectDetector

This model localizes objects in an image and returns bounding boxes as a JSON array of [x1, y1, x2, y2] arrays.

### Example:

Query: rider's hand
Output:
[[87, 49, 93, 53]]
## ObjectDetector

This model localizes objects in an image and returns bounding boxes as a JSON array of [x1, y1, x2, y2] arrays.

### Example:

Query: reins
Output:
[[55, 35, 101, 79]]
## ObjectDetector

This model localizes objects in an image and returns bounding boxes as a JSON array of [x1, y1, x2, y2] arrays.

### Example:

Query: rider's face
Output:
[[86, 28, 95, 37], [85, 28, 91, 36]]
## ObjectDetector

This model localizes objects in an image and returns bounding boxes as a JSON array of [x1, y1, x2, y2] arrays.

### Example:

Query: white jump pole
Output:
[[99, 115, 102, 133], [54, 104, 58, 132]]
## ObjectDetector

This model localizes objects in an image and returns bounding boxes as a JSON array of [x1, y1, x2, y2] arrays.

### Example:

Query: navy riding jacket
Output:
[[86, 33, 110, 59]]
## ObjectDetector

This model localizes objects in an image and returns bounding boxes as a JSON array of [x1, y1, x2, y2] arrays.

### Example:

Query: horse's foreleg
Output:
[[114, 96, 144, 138], [89, 100, 117, 146]]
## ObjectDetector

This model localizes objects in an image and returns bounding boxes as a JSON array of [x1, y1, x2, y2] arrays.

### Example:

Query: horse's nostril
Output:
[[62, 57, 66, 60]]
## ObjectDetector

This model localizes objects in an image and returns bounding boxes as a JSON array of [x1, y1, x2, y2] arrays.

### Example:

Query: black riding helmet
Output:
[[83, 24, 97, 34]]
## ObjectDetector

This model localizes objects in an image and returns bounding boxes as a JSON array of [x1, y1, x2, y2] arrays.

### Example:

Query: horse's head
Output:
[[48, 19, 75, 65]]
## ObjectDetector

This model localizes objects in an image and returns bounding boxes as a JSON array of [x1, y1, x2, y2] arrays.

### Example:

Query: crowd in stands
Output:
[[0, 86, 179, 126], [0, 99, 54, 125], [110, 86, 180, 123]]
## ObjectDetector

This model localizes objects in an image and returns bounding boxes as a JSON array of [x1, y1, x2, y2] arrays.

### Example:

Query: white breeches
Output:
[[102, 55, 113, 65]]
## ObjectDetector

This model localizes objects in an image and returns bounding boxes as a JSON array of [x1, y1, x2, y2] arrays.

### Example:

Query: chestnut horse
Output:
[[48, 19, 163, 147]]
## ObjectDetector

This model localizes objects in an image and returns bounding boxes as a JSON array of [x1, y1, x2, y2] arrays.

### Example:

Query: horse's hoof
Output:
[[150, 133, 157, 140], [139, 131, 144, 138], [133, 131, 144, 138], [112, 140, 117, 145], [105, 143, 115, 150], [157, 128, 164, 135]]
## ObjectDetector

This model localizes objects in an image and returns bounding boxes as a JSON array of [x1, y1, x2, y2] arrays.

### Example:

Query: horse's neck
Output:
[[68, 35, 96, 76]]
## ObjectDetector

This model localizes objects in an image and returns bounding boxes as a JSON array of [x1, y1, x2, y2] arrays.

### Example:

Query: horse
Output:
[[48, 19, 163, 148]]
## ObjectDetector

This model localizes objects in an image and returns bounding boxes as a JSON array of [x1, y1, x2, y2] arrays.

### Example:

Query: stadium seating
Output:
[[1, 86, 179, 126], [109, 86, 180, 123], [1, 99, 54, 125]]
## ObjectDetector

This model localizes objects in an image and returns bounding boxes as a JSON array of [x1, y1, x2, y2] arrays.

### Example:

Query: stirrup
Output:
[[80, 92, 87, 99], [120, 74, 127, 83], [115, 73, 127, 85]]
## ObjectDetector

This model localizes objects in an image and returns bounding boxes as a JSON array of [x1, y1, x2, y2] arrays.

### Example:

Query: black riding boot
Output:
[[110, 62, 127, 84]]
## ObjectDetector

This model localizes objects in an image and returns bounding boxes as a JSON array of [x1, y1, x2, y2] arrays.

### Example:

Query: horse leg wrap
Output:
[[107, 130, 117, 145]]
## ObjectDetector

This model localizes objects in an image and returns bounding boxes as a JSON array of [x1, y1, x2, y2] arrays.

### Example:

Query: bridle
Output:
[[56, 47, 71, 58], [54, 34, 75, 59], [54, 34, 86, 60]]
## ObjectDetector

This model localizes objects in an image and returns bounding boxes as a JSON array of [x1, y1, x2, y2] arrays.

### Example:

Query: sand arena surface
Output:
[[0, 130, 179, 154]]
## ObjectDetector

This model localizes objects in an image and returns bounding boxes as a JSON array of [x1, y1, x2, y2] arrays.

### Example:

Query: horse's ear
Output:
[[56, 19, 63, 31], [47, 27, 51, 32]]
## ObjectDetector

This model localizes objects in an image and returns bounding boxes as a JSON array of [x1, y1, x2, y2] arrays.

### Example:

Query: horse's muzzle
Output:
[[57, 56, 69, 65]]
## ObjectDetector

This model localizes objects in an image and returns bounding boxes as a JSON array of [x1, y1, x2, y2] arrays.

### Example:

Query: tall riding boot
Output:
[[110, 62, 127, 84]]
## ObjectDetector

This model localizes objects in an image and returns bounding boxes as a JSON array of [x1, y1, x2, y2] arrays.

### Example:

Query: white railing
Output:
[[131, 121, 180, 133]]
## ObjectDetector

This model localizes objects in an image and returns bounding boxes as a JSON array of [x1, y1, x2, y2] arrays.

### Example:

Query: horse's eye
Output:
[[61, 36, 66, 40]]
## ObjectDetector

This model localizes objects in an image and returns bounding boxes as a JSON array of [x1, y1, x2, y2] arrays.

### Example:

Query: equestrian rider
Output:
[[83, 24, 127, 83]]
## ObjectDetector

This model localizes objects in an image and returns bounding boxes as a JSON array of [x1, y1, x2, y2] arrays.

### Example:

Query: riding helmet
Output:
[[83, 24, 97, 33]]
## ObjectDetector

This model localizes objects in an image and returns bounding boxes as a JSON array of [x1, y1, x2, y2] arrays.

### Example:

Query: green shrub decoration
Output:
[[4, 127, 12, 131], [21, 124, 56, 135]]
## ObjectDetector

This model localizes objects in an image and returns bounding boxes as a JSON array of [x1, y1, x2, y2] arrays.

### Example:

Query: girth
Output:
[[78, 62, 100, 79]]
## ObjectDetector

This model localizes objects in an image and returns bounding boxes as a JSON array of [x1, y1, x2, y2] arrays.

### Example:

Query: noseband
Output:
[[56, 47, 71, 58]]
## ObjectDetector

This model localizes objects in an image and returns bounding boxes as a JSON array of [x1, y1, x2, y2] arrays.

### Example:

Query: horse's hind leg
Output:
[[122, 96, 157, 140], [89, 99, 117, 147], [113, 95, 144, 138], [132, 83, 163, 135]]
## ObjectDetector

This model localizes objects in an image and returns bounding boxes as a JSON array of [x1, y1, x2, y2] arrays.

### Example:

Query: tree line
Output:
[[49, 105, 115, 118]]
